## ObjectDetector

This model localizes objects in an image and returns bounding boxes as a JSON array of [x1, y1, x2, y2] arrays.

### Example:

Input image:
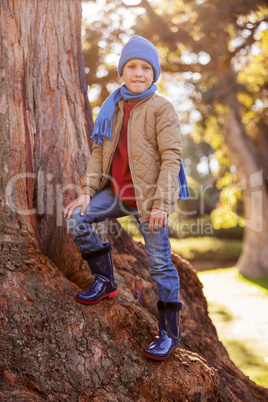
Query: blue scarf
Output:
[[90, 84, 190, 201], [178, 161, 191, 200], [90, 84, 157, 145]]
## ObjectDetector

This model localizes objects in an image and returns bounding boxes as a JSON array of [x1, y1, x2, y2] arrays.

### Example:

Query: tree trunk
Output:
[[225, 95, 268, 276], [0, 0, 93, 280], [0, 1, 267, 400]]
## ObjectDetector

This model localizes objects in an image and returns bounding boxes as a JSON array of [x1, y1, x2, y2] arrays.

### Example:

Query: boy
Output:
[[64, 36, 189, 360]]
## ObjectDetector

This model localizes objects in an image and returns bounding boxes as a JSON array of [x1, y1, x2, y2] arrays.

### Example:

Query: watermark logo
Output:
[[4, 169, 264, 233]]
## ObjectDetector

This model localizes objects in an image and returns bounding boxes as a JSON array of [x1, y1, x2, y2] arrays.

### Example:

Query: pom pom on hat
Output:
[[118, 35, 161, 82]]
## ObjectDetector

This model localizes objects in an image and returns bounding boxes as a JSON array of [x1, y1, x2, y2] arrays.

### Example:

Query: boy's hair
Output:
[[118, 35, 161, 83]]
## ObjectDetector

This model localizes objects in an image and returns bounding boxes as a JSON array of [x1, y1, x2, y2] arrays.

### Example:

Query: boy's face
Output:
[[121, 59, 154, 93]]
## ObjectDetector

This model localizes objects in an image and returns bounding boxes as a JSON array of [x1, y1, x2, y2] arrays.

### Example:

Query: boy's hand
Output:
[[64, 194, 91, 219], [149, 208, 168, 231]]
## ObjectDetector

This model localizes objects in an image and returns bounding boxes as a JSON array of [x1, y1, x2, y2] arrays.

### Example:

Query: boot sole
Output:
[[76, 290, 118, 304], [144, 349, 176, 360]]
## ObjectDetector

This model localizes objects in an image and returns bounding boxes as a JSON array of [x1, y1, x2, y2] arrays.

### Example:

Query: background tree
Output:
[[82, 0, 268, 276]]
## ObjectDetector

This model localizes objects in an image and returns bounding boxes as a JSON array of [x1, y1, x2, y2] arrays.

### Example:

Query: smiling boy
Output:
[[122, 58, 154, 93], [64, 35, 190, 360]]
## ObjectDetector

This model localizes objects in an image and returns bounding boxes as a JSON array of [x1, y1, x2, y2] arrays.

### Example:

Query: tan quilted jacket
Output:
[[82, 93, 182, 222]]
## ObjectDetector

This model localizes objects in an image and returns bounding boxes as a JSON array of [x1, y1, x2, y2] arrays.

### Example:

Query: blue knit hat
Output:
[[118, 35, 161, 82]]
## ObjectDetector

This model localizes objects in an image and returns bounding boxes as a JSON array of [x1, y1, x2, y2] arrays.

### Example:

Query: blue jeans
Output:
[[64, 188, 180, 302]]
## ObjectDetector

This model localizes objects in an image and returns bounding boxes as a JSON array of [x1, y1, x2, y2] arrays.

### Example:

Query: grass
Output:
[[222, 339, 268, 389], [207, 302, 234, 323], [132, 235, 242, 262], [198, 268, 268, 388], [238, 274, 268, 296]]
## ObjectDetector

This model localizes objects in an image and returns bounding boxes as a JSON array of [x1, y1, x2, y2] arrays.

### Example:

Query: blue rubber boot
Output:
[[76, 242, 118, 304], [144, 301, 183, 360]]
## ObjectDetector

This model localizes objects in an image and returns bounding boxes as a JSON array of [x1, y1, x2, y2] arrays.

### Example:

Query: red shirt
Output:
[[110, 101, 139, 208]]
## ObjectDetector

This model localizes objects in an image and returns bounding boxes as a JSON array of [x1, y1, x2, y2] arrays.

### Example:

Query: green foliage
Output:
[[119, 213, 244, 241], [117, 215, 141, 238], [168, 214, 215, 239], [223, 339, 268, 388], [238, 274, 268, 295], [208, 302, 234, 323], [168, 236, 242, 262], [170, 214, 244, 239], [210, 185, 244, 229], [132, 234, 242, 262]]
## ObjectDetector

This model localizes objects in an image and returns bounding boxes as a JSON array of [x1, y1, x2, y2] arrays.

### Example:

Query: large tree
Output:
[[83, 0, 268, 276], [0, 0, 268, 400]]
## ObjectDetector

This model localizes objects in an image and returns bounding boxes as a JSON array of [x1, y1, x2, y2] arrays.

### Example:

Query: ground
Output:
[[198, 267, 268, 388]]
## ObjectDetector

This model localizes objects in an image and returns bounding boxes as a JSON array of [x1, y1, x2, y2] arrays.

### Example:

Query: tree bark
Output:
[[0, 0, 268, 400], [225, 95, 268, 276], [0, 0, 93, 279], [1, 221, 268, 401]]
